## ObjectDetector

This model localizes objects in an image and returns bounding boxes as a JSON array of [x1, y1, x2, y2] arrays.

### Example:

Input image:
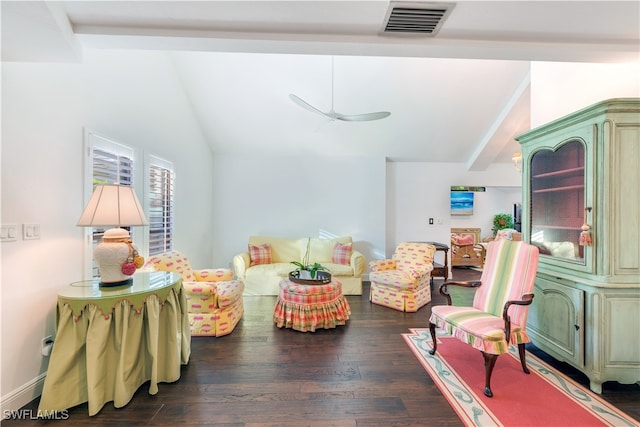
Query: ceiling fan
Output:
[[289, 57, 391, 122]]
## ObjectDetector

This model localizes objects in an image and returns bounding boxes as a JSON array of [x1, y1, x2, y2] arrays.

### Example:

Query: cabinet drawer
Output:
[[527, 275, 584, 367]]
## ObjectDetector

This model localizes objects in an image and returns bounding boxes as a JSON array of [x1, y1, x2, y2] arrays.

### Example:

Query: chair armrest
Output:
[[408, 264, 434, 279], [369, 259, 395, 272], [232, 252, 250, 279], [439, 280, 482, 306], [182, 281, 216, 295], [502, 293, 535, 344], [351, 250, 366, 277]]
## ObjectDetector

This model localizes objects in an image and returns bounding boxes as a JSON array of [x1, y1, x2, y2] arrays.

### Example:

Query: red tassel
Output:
[[580, 227, 592, 246], [579, 208, 592, 246]]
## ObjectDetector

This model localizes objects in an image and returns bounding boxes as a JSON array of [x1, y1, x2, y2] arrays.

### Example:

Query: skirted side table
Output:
[[38, 271, 191, 416], [273, 278, 351, 332]]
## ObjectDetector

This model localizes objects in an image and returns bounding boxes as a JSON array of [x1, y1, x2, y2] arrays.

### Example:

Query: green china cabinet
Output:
[[517, 98, 640, 394]]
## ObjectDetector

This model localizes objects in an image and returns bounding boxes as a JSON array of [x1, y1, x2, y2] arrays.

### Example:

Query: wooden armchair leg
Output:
[[518, 343, 530, 374], [482, 352, 498, 397], [428, 322, 437, 355]]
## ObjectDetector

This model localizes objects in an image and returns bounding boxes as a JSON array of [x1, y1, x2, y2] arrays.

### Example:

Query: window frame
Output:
[[82, 129, 139, 279]]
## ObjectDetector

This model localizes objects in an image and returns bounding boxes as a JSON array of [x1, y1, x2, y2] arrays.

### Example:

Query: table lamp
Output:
[[77, 184, 149, 287]]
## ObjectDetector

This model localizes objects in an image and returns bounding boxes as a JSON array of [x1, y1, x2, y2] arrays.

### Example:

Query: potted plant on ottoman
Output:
[[290, 238, 331, 283]]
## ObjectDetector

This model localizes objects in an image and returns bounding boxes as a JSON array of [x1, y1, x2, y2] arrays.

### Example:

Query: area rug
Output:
[[402, 328, 638, 427]]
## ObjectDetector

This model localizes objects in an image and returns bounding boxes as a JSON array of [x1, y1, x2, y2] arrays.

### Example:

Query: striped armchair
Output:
[[369, 242, 436, 312], [428, 240, 539, 397], [144, 251, 245, 337]]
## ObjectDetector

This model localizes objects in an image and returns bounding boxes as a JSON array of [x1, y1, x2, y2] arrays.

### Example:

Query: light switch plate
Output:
[[1, 224, 18, 242], [23, 223, 41, 240]]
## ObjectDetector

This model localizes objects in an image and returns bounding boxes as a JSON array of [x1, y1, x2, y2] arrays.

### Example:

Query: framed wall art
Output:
[[450, 191, 474, 215]]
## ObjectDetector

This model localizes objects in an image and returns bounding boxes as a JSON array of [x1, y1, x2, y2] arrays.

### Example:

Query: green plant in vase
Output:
[[290, 237, 329, 279], [492, 213, 514, 236]]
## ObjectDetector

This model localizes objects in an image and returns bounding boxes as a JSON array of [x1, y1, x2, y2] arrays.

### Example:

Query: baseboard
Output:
[[0, 373, 45, 414]]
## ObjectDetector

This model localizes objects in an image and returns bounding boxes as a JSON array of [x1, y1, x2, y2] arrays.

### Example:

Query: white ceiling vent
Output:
[[382, 2, 454, 36]]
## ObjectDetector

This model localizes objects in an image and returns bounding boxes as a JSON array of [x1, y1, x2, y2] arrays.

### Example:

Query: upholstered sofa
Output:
[[233, 236, 366, 295], [144, 251, 245, 337]]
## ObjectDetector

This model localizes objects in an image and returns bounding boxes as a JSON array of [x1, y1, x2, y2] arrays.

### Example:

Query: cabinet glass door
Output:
[[530, 140, 585, 264]]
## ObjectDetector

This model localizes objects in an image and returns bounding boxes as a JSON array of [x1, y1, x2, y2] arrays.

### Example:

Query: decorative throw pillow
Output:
[[332, 242, 352, 265], [495, 229, 515, 241], [248, 244, 272, 266], [454, 234, 475, 245]]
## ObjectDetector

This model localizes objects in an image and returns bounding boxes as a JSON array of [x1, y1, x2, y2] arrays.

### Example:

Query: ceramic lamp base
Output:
[[94, 228, 137, 285]]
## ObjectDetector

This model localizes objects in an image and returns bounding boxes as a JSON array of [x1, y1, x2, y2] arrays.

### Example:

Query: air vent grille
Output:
[[383, 3, 452, 36]]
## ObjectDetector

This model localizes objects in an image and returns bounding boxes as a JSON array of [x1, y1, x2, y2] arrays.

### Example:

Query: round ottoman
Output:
[[273, 278, 351, 332]]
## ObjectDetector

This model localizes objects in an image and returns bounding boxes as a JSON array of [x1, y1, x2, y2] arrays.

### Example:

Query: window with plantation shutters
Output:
[[84, 130, 136, 278], [147, 156, 174, 255], [92, 148, 133, 187]]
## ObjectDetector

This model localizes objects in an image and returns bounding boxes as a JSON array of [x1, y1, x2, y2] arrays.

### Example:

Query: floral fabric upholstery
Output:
[[146, 251, 197, 280], [144, 251, 244, 337], [429, 240, 539, 354], [369, 242, 436, 312], [273, 279, 351, 332], [369, 259, 396, 272], [193, 268, 234, 282]]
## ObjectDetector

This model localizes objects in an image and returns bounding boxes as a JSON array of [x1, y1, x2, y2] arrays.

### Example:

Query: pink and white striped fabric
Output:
[[430, 240, 539, 354]]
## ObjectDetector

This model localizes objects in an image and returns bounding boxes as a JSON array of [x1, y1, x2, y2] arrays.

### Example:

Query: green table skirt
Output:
[[38, 283, 191, 416]]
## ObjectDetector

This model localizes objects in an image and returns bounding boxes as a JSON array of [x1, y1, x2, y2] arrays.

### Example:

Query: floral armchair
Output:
[[369, 242, 436, 312], [144, 251, 244, 337], [429, 240, 539, 397]]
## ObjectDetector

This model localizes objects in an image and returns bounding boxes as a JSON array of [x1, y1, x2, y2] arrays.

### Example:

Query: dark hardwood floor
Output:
[[7, 268, 640, 426]]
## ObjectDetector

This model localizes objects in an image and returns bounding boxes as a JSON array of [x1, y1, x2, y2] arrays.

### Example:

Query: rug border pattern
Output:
[[402, 328, 501, 427], [402, 328, 638, 427]]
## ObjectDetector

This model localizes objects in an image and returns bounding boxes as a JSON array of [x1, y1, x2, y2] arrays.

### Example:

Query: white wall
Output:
[[211, 155, 386, 268], [1, 50, 214, 410], [211, 156, 521, 275], [451, 187, 522, 238], [530, 62, 640, 127], [387, 162, 522, 267]]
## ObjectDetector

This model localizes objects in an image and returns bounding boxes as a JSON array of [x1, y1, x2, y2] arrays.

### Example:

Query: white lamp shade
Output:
[[77, 184, 148, 227]]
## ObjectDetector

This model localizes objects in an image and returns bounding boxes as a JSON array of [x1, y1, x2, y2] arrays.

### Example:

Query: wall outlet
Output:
[[42, 335, 54, 356], [428, 218, 434, 225]]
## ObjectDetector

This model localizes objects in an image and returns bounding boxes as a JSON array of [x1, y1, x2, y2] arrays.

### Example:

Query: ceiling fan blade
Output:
[[289, 94, 333, 120], [291, 57, 391, 123], [335, 111, 391, 122], [290, 94, 391, 122]]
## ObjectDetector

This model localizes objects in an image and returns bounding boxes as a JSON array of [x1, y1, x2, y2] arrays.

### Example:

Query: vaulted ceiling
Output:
[[3, 1, 639, 167]]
